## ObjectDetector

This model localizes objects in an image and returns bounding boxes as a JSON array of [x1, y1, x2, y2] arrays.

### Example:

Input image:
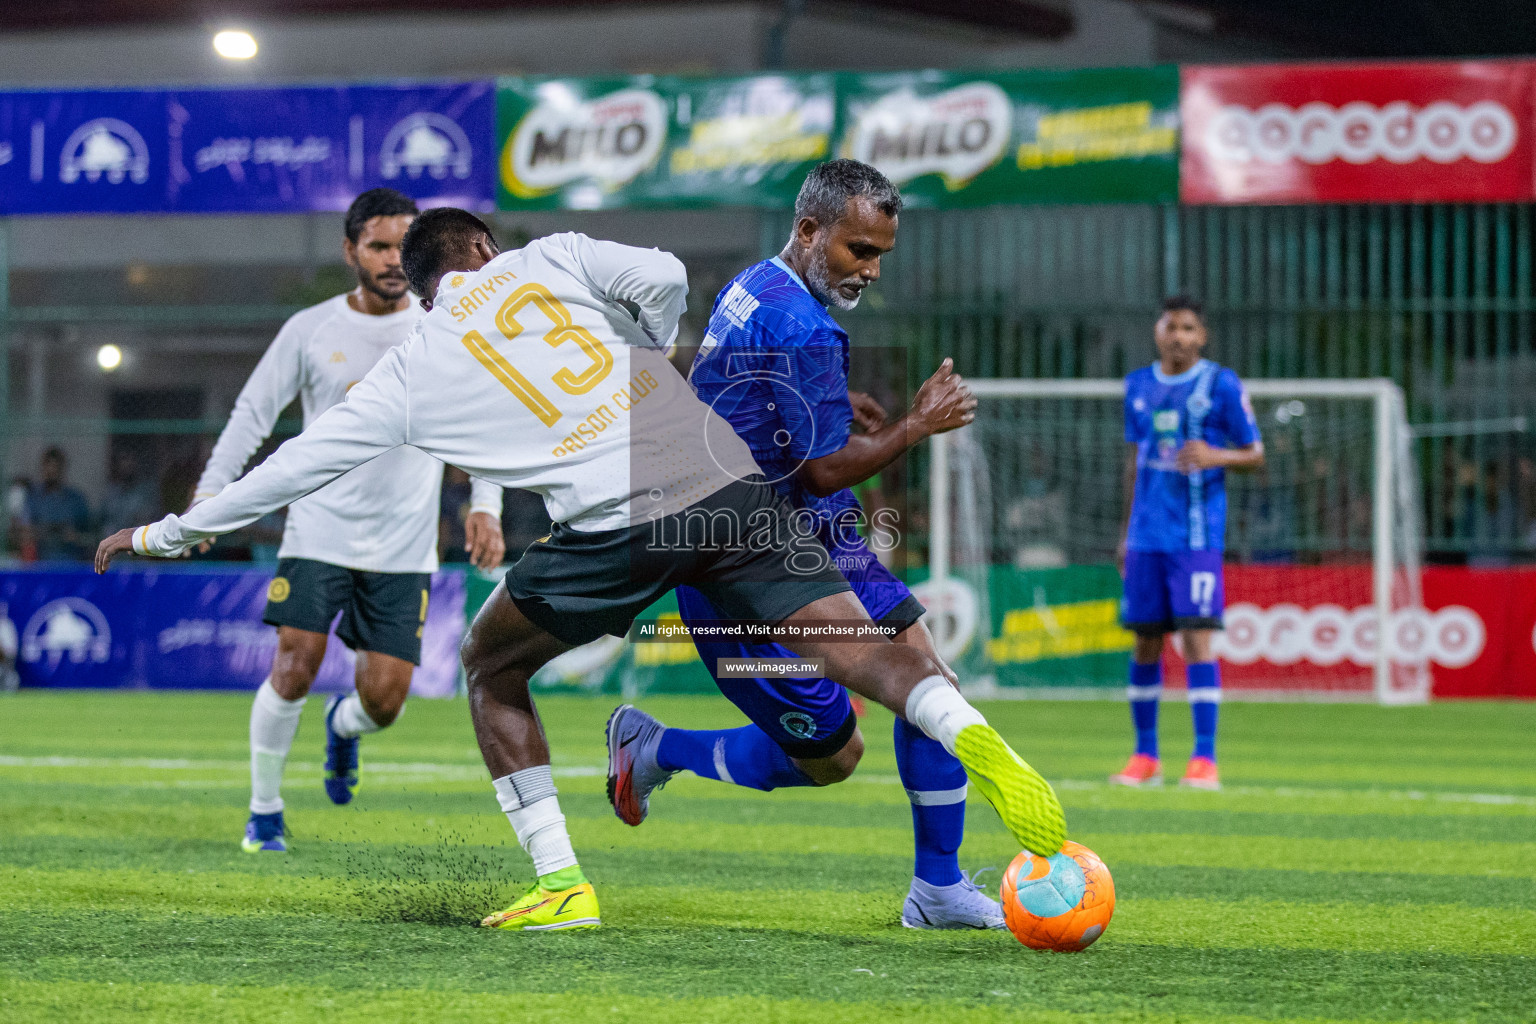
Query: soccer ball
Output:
[[999, 840, 1115, 951]]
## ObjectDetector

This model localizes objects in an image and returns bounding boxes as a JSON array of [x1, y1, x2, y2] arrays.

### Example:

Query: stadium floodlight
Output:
[[926, 377, 1429, 705], [96, 344, 122, 371], [213, 30, 258, 60]]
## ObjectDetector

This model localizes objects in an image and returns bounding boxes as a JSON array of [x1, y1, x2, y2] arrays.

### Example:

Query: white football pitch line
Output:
[[1, 754, 1532, 807]]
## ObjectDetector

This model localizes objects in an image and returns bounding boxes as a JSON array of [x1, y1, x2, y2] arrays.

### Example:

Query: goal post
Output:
[[922, 378, 1430, 704]]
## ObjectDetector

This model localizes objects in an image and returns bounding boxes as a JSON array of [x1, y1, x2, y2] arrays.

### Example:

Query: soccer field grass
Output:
[[1, 693, 1533, 1023]]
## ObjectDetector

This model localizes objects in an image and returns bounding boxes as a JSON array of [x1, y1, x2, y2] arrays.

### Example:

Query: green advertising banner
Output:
[[651, 73, 836, 207], [496, 66, 1178, 210], [496, 73, 835, 210], [497, 76, 670, 210], [836, 66, 1179, 207], [477, 565, 1132, 697]]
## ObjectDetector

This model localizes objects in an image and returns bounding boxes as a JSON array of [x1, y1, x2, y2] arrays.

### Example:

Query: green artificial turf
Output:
[[1, 692, 1532, 1023]]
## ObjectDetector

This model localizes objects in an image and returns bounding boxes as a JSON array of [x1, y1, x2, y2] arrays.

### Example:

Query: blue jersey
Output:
[[689, 257, 859, 531], [1124, 359, 1260, 552]]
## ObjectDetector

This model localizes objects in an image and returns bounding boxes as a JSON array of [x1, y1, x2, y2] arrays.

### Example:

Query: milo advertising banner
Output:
[[651, 73, 836, 206], [837, 66, 1179, 206], [495, 66, 1177, 209], [497, 76, 671, 209], [496, 73, 833, 209]]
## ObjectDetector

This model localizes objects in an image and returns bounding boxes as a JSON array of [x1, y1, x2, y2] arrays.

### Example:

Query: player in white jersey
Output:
[[194, 191, 506, 853], [97, 209, 1067, 931]]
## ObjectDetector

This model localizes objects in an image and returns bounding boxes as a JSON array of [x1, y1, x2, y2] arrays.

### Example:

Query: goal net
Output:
[[918, 378, 1432, 703]]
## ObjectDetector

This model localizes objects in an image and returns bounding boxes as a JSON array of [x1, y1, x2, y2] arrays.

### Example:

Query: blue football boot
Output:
[[323, 694, 360, 805], [242, 810, 287, 853]]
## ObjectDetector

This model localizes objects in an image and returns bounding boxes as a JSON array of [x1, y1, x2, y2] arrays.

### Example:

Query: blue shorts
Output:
[[1121, 549, 1225, 634], [676, 532, 925, 759]]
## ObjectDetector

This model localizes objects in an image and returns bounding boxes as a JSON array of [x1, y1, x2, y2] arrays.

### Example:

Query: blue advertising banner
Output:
[[0, 81, 495, 215], [0, 565, 467, 696], [0, 89, 170, 215]]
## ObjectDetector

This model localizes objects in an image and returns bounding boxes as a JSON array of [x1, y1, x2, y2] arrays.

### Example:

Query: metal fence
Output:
[[769, 203, 1536, 561], [1, 202, 1533, 562]]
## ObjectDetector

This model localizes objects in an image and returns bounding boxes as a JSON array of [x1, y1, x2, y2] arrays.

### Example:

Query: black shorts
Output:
[[504, 477, 854, 647], [263, 557, 431, 665]]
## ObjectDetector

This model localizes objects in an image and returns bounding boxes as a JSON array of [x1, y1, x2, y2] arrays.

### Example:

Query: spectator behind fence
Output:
[[6, 475, 33, 558], [99, 451, 160, 537], [438, 466, 473, 564], [24, 448, 92, 561]]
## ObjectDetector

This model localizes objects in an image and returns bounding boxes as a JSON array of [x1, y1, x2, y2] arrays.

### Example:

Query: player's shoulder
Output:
[[270, 294, 352, 353], [1124, 364, 1157, 390], [1207, 362, 1246, 391], [280, 294, 351, 334], [713, 260, 842, 342], [521, 231, 581, 259]]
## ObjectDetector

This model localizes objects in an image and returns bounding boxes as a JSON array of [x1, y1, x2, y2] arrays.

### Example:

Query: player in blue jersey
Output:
[[606, 160, 1004, 929], [1111, 295, 1264, 791]]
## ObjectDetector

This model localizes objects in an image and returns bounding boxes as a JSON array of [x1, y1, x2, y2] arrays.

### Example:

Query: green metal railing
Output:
[[2, 203, 1533, 559], [763, 203, 1536, 559]]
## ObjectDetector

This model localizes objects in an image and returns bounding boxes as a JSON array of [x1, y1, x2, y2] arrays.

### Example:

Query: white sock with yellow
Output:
[[493, 765, 588, 891]]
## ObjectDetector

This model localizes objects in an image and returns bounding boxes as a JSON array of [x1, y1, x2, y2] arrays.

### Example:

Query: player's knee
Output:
[[796, 728, 864, 786], [270, 647, 324, 696], [359, 690, 406, 728], [1132, 632, 1165, 664]]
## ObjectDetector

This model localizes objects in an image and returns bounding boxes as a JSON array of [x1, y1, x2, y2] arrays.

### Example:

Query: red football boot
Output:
[[1109, 753, 1163, 787]]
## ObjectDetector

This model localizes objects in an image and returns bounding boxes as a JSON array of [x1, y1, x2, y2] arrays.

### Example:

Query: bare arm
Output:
[[1176, 439, 1266, 473], [464, 475, 506, 571], [796, 359, 976, 499]]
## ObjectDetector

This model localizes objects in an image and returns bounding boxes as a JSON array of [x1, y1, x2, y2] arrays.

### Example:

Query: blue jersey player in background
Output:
[[605, 160, 1001, 929], [1111, 295, 1264, 792]]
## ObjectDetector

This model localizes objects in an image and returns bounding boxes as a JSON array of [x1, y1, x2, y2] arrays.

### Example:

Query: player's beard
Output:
[[357, 265, 410, 304], [805, 242, 864, 311]]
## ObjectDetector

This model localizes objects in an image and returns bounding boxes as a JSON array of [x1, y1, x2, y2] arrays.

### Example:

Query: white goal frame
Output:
[[928, 378, 1424, 704]]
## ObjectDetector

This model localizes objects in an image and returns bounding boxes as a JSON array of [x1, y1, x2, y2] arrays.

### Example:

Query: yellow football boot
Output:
[[480, 882, 601, 931], [953, 724, 1067, 855]]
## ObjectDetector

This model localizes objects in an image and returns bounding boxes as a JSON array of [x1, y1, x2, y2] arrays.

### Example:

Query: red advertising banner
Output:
[[1180, 61, 1536, 204], [1163, 566, 1536, 699]]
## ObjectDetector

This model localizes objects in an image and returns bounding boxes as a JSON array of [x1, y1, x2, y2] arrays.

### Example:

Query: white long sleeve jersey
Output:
[[137, 233, 761, 559], [193, 293, 502, 573]]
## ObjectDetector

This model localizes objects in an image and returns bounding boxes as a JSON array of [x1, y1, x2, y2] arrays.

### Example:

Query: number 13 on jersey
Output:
[[462, 283, 614, 427]]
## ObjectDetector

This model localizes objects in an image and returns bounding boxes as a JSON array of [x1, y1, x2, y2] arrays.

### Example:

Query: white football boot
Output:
[[901, 871, 1007, 930]]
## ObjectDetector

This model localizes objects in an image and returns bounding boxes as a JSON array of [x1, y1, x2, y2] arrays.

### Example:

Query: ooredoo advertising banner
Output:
[[1180, 61, 1536, 204]]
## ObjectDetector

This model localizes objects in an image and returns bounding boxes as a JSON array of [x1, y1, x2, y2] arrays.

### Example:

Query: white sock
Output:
[[904, 675, 987, 756], [328, 692, 385, 739], [250, 679, 305, 814], [494, 767, 577, 879]]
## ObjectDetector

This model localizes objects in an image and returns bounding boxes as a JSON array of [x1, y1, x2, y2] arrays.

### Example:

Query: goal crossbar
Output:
[[929, 378, 1420, 704]]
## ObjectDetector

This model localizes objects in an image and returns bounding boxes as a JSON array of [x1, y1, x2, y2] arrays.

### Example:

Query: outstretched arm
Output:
[[796, 359, 976, 499], [96, 349, 409, 572]]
